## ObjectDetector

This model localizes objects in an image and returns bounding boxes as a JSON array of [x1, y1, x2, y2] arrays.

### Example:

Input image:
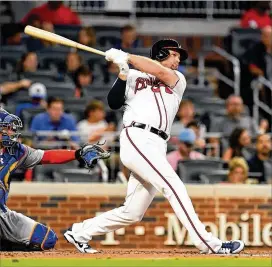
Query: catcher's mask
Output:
[[150, 39, 188, 62], [0, 108, 23, 154]]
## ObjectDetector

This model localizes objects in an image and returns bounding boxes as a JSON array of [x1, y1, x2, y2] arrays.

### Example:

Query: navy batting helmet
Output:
[[150, 39, 188, 62]]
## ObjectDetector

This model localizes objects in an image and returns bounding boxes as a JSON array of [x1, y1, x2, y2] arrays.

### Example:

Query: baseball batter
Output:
[[64, 39, 244, 254], [0, 108, 109, 251]]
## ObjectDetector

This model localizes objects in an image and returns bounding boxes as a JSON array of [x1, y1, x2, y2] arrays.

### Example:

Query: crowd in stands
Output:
[[0, 1, 271, 184]]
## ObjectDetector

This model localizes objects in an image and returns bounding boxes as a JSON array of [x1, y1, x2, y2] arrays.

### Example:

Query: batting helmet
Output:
[[150, 39, 188, 62]]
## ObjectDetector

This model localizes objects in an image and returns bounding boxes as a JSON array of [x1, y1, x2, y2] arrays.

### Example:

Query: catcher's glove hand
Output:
[[75, 143, 110, 169]]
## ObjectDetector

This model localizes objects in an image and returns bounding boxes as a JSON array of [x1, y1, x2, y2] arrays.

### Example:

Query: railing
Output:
[[65, 1, 253, 19], [251, 76, 272, 132], [197, 46, 241, 95]]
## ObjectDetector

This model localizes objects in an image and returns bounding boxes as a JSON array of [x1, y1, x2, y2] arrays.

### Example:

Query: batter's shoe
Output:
[[216, 240, 245, 254], [64, 228, 97, 254]]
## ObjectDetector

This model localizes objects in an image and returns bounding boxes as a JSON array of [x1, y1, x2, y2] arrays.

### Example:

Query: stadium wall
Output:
[[8, 183, 271, 249]]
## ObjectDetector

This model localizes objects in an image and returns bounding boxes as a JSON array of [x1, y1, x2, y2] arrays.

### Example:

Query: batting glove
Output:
[[105, 48, 128, 63]]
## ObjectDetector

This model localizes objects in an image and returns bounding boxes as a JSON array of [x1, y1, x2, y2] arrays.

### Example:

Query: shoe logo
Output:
[[78, 243, 84, 248], [159, 53, 163, 57]]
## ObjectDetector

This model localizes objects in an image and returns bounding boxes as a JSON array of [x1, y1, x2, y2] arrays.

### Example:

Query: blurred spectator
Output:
[[30, 97, 79, 143], [187, 120, 206, 150], [241, 1, 271, 28], [22, 1, 81, 25], [65, 52, 82, 80], [228, 157, 249, 184], [247, 133, 272, 183], [222, 128, 252, 162], [25, 14, 42, 28], [210, 95, 266, 136], [2, 23, 23, 45], [77, 100, 115, 144], [73, 65, 93, 98], [243, 26, 272, 80], [241, 26, 272, 115], [115, 25, 139, 50], [78, 26, 96, 47], [167, 128, 205, 172], [15, 83, 47, 118], [0, 79, 31, 96], [171, 100, 206, 136], [16, 52, 38, 76], [26, 20, 56, 51]]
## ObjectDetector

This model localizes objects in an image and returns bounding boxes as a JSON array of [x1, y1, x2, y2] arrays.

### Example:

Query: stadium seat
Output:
[[199, 170, 228, 184], [64, 105, 85, 122], [53, 168, 101, 183], [96, 31, 121, 47], [33, 162, 78, 182], [127, 47, 150, 57], [93, 25, 121, 32], [0, 51, 23, 71], [38, 51, 67, 70], [0, 45, 27, 53], [183, 85, 214, 99], [63, 98, 90, 107], [43, 81, 75, 98], [177, 159, 225, 183], [21, 107, 46, 130], [54, 24, 82, 41], [19, 69, 63, 82], [0, 69, 12, 82]]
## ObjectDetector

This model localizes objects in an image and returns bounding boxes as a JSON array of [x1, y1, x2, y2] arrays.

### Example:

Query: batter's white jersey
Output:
[[123, 69, 186, 134]]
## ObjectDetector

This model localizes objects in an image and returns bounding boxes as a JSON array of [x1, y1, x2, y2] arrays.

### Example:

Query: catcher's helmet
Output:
[[150, 39, 188, 62], [0, 108, 22, 154]]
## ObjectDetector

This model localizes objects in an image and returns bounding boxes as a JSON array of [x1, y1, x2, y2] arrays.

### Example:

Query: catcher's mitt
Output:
[[75, 143, 110, 169]]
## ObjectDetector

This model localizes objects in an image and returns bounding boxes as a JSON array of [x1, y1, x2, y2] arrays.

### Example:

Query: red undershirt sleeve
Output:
[[40, 150, 76, 164]]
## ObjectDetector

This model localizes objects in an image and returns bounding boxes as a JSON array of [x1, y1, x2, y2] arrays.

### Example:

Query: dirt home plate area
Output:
[[1, 248, 271, 267]]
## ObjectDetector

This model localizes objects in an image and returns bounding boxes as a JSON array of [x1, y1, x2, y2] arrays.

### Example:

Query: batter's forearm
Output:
[[128, 54, 167, 77]]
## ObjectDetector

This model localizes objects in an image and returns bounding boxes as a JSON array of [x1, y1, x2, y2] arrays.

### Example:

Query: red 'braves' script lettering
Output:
[[135, 77, 173, 94]]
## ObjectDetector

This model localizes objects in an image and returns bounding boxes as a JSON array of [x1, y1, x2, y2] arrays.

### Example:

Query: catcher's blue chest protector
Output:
[[0, 143, 25, 207]]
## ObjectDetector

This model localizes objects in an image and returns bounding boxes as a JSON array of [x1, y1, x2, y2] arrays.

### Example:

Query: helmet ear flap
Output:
[[155, 48, 170, 61]]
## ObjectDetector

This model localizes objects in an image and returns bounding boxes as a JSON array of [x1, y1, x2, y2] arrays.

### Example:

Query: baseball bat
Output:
[[24, 25, 105, 56]]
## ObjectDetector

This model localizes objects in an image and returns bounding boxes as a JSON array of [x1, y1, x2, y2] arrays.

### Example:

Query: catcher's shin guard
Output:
[[28, 223, 58, 251]]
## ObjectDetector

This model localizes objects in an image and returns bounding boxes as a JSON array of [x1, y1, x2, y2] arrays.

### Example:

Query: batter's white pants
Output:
[[72, 127, 222, 253]]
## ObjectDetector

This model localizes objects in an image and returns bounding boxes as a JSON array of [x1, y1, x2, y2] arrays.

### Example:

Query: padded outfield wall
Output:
[[8, 183, 272, 249]]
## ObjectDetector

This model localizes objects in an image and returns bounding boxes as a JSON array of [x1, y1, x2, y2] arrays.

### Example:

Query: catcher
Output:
[[0, 108, 110, 251]]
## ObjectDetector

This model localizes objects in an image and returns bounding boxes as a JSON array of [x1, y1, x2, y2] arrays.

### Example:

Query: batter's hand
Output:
[[105, 48, 128, 63]]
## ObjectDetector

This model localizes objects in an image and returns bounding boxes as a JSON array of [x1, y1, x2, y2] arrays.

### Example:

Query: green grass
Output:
[[1, 258, 271, 267]]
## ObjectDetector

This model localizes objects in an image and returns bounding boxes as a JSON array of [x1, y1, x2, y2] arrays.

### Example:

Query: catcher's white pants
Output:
[[72, 127, 222, 253]]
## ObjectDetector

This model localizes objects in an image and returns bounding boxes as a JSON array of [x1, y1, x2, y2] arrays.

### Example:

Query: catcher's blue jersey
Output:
[[0, 144, 44, 208], [0, 143, 26, 192]]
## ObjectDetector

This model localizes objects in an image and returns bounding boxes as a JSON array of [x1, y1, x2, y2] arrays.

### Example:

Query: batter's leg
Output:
[[71, 173, 157, 243], [122, 128, 222, 253], [0, 207, 57, 251]]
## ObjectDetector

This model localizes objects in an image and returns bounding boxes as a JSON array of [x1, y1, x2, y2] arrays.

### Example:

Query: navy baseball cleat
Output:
[[216, 240, 245, 254], [64, 228, 97, 254]]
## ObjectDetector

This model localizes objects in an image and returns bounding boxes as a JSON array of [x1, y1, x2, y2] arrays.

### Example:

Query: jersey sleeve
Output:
[[172, 70, 187, 98], [17, 145, 44, 169]]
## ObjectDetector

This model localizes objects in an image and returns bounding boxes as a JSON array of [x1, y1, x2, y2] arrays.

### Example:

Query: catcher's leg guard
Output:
[[28, 223, 58, 251]]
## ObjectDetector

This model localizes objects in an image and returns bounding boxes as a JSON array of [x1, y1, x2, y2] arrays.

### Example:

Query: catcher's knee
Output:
[[29, 223, 58, 251]]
